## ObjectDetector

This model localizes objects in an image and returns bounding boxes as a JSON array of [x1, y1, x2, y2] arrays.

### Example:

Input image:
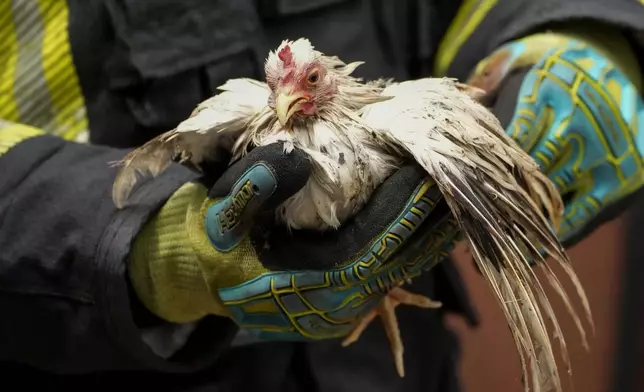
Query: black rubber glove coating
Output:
[[208, 142, 312, 217], [256, 164, 432, 270], [204, 141, 436, 271]]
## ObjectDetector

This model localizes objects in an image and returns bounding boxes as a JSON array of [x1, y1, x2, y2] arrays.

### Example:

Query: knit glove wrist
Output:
[[128, 143, 310, 324], [129, 182, 269, 323]]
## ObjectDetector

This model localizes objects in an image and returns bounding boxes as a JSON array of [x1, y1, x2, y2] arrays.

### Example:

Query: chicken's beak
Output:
[[275, 89, 309, 126]]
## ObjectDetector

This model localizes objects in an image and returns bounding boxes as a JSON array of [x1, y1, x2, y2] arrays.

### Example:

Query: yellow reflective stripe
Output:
[[36, 0, 88, 142], [11, 0, 55, 129], [434, 0, 498, 77], [0, 1, 88, 143], [0, 1, 20, 122], [0, 121, 43, 156]]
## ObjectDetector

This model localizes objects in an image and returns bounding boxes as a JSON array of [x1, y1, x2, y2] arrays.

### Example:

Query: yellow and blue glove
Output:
[[468, 28, 644, 246], [129, 142, 459, 341]]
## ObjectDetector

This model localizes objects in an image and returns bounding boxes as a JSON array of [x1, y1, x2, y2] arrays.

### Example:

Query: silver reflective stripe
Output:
[[10, 0, 56, 130]]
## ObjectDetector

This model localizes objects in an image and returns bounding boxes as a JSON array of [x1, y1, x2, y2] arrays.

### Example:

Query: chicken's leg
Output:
[[341, 287, 442, 377]]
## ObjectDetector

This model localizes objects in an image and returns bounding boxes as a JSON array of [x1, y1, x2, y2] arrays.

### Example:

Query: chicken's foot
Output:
[[341, 287, 442, 377]]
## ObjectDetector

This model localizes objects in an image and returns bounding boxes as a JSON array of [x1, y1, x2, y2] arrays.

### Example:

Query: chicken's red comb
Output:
[[278, 45, 293, 67]]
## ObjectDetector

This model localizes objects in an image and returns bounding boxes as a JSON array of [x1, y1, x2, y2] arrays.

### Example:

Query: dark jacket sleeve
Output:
[[0, 135, 236, 374]]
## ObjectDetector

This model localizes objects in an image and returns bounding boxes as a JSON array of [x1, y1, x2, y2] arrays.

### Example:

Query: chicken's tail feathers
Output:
[[432, 162, 592, 392], [361, 76, 591, 392], [111, 130, 180, 209]]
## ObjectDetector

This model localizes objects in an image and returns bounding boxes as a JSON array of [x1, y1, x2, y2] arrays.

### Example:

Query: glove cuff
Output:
[[128, 182, 229, 323], [469, 22, 642, 93]]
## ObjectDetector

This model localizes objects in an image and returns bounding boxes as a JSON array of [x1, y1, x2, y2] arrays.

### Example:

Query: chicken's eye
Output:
[[307, 71, 320, 85]]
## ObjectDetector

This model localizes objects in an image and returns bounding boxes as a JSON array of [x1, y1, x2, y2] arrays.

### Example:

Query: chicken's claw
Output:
[[341, 287, 442, 378]]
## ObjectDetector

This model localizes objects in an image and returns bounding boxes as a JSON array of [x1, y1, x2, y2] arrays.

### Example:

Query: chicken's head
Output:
[[265, 39, 337, 126]]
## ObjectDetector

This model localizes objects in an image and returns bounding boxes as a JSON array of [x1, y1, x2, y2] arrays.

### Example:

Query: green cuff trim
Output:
[[0, 122, 44, 156], [469, 22, 642, 93]]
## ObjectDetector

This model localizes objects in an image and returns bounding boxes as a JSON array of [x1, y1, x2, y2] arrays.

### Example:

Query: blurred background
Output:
[[448, 208, 643, 392]]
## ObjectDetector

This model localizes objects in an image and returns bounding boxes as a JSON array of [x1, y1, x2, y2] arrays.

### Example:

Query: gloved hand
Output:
[[128, 142, 459, 341], [467, 27, 644, 246]]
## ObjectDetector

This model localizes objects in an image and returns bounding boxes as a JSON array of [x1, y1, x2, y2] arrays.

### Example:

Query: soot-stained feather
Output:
[[111, 38, 592, 392]]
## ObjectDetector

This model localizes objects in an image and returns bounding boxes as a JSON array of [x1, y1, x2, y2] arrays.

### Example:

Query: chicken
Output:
[[111, 38, 592, 392]]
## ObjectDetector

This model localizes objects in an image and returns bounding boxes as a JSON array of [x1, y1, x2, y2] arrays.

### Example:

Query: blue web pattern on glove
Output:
[[217, 178, 459, 341], [504, 40, 644, 242]]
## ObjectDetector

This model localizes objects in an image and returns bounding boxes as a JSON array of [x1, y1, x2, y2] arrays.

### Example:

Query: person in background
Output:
[[1, 1, 643, 391]]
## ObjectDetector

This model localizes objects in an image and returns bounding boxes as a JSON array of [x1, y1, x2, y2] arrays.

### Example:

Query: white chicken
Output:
[[112, 38, 592, 392]]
